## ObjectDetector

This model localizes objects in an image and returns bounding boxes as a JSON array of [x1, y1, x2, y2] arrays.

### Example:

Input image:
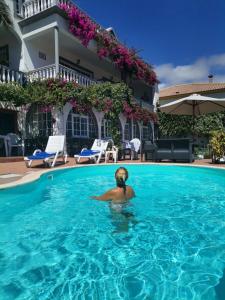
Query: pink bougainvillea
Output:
[[59, 3, 97, 47], [123, 100, 158, 124], [58, 3, 158, 85], [103, 98, 113, 113], [40, 105, 53, 113]]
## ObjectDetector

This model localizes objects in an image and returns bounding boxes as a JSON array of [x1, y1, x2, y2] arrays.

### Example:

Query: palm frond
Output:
[[0, 0, 12, 28]]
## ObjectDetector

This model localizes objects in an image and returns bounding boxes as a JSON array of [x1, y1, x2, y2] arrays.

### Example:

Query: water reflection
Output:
[[215, 268, 225, 300], [109, 203, 138, 234]]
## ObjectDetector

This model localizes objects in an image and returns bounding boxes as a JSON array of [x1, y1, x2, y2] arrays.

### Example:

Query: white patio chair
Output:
[[6, 133, 25, 156], [130, 138, 141, 160], [24, 135, 67, 168], [74, 139, 113, 164]]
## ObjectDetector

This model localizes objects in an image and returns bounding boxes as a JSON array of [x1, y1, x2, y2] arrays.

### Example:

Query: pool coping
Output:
[[1, 162, 225, 190]]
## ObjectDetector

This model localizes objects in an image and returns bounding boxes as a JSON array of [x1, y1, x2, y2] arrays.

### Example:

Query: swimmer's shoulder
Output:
[[126, 185, 135, 197]]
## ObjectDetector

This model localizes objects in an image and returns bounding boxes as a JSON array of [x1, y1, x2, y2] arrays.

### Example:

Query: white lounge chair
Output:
[[74, 139, 112, 164], [24, 135, 67, 168]]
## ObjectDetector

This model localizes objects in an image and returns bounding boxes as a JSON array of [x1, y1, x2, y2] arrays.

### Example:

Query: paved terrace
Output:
[[0, 157, 225, 186]]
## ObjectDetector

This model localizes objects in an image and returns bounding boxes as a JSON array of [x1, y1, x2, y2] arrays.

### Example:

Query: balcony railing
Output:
[[23, 0, 71, 18], [0, 64, 24, 84], [27, 64, 97, 86], [135, 97, 154, 111]]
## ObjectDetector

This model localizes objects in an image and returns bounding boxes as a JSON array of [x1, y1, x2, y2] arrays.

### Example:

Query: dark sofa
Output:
[[143, 138, 194, 163]]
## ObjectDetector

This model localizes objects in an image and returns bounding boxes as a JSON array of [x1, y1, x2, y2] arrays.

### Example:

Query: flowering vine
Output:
[[59, 3, 97, 47], [123, 101, 158, 124], [59, 3, 158, 86]]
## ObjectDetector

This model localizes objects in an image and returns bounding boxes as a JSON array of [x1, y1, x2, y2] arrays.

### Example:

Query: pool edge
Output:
[[1, 162, 225, 190]]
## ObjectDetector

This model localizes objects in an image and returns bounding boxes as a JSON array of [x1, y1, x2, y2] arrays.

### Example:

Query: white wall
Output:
[[23, 35, 55, 70], [0, 30, 21, 70]]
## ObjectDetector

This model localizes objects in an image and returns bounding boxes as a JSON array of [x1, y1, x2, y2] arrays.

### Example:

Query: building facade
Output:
[[0, 0, 159, 155]]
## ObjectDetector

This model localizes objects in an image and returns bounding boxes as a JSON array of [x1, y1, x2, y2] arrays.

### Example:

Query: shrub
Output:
[[210, 130, 225, 162]]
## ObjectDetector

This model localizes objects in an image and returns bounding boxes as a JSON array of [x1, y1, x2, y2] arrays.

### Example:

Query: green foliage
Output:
[[0, 80, 133, 146], [210, 130, 225, 162], [0, 0, 12, 28], [24, 79, 83, 108], [158, 112, 192, 136], [0, 79, 157, 146], [195, 113, 225, 135], [83, 82, 133, 146], [158, 111, 225, 137], [83, 82, 132, 112], [0, 82, 26, 106]]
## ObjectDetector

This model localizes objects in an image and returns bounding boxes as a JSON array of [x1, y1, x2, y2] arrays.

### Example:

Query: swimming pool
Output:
[[1, 165, 225, 300]]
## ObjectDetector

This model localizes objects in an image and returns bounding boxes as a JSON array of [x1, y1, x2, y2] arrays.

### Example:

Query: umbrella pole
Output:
[[192, 103, 197, 159], [192, 102, 196, 143]]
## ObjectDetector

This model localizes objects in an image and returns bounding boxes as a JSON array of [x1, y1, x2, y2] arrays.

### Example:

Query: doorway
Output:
[[0, 110, 17, 135]]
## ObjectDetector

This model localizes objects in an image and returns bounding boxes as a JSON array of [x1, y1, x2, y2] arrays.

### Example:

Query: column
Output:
[[119, 113, 127, 141], [92, 108, 104, 139], [54, 26, 59, 76]]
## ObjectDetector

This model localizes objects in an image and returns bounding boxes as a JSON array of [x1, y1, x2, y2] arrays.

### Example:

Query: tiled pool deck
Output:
[[0, 156, 225, 187]]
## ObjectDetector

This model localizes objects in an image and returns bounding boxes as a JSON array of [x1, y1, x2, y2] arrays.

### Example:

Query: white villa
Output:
[[0, 0, 158, 155]]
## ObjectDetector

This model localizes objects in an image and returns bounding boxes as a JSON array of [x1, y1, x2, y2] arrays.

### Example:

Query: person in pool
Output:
[[91, 167, 135, 204], [92, 167, 137, 232]]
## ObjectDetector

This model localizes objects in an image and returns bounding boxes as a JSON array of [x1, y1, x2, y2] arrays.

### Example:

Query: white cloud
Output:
[[208, 53, 225, 67], [156, 53, 225, 88]]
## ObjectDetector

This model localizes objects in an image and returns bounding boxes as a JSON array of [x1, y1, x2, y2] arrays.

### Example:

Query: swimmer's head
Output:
[[115, 167, 128, 188]]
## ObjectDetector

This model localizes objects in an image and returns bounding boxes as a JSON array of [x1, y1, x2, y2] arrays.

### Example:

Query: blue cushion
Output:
[[28, 151, 56, 160], [79, 150, 100, 157]]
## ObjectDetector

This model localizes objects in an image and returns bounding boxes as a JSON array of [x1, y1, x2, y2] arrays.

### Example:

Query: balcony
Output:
[[23, 0, 71, 18], [135, 97, 154, 112], [27, 64, 97, 86], [0, 64, 25, 84]]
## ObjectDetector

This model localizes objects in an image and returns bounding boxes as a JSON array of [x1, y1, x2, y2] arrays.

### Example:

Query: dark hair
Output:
[[115, 167, 128, 194]]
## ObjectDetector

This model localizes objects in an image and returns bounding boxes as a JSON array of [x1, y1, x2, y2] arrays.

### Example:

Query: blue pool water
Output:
[[1, 165, 225, 300]]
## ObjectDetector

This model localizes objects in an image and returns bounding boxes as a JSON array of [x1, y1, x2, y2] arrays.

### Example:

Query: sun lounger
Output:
[[74, 139, 111, 163], [24, 135, 67, 167]]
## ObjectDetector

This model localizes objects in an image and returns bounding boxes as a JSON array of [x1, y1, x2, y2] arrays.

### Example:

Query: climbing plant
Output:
[[210, 130, 225, 162], [58, 2, 158, 86], [0, 79, 157, 145], [0, 82, 27, 106], [158, 111, 225, 137]]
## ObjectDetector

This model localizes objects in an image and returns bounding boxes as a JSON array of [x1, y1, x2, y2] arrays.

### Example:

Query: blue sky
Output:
[[75, 0, 225, 87]]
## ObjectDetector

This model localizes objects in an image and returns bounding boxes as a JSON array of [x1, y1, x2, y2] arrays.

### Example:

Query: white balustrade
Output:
[[23, 0, 71, 18], [27, 64, 96, 87], [0, 65, 24, 84], [0, 63, 96, 87]]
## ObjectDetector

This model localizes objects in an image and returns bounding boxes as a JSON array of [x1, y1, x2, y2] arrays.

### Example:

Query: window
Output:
[[124, 122, 131, 140], [124, 121, 131, 140], [66, 109, 98, 138], [132, 122, 139, 139], [26, 105, 52, 137], [101, 119, 112, 139], [72, 114, 88, 137], [124, 120, 139, 140], [0, 45, 9, 67], [142, 124, 153, 141], [142, 126, 149, 140]]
